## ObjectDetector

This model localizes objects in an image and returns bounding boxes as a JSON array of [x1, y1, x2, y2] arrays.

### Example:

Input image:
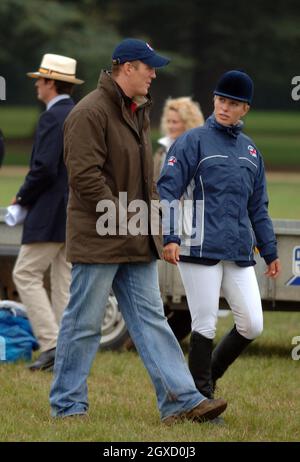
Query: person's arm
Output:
[[16, 112, 63, 206], [162, 242, 181, 265], [157, 131, 199, 251], [248, 154, 280, 276], [264, 258, 281, 279], [64, 108, 119, 213]]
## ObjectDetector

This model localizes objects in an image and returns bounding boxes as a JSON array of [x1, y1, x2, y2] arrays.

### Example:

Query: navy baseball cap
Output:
[[112, 38, 170, 68]]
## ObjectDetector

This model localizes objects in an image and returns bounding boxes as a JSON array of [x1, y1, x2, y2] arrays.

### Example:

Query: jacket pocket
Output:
[[238, 156, 258, 172], [239, 157, 257, 195]]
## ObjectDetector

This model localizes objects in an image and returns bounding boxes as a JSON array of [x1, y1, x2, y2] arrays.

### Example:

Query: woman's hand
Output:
[[163, 243, 180, 265], [265, 258, 281, 278]]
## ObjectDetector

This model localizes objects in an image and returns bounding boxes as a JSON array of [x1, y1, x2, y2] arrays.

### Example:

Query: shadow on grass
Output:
[[116, 335, 292, 359], [242, 342, 292, 358], [179, 339, 292, 358]]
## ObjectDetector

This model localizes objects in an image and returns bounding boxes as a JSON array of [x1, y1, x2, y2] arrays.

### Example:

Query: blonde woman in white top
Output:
[[153, 97, 204, 180]]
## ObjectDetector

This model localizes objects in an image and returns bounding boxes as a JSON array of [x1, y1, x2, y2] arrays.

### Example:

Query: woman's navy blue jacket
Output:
[[157, 115, 277, 265]]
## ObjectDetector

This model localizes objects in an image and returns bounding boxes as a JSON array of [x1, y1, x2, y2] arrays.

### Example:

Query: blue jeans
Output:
[[49, 261, 204, 420]]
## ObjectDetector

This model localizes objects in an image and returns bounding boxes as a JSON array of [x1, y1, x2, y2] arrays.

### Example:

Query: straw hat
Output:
[[27, 53, 84, 85]]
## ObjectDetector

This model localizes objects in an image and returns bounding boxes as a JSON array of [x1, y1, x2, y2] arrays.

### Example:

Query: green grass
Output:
[[267, 177, 300, 219], [0, 168, 27, 205], [244, 111, 300, 136], [253, 136, 300, 168], [2, 152, 31, 166], [0, 106, 39, 139], [1, 109, 300, 169], [0, 168, 299, 219], [1, 312, 299, 442], [237, 111, 300, 170]]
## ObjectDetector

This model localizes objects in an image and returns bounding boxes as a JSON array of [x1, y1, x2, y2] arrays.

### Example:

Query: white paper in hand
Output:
[[5, 204, 28, 226]]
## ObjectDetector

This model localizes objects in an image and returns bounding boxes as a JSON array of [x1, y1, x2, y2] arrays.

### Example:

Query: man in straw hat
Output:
[[49, 38, 227, 424], [12, 53, 84, 372]]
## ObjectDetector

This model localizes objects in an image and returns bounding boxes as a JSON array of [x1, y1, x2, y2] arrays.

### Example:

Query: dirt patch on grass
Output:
[[266, 171, 300, 182], [0, 166, 28, 177]]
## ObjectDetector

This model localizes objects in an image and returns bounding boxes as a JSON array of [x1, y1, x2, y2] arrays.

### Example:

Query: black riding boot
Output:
[[211, 325, 253, 388], [189, 331, 214, 399]]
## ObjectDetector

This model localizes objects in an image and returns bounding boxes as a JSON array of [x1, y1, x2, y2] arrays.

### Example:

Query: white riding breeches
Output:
[[178, 261, 263, 340]]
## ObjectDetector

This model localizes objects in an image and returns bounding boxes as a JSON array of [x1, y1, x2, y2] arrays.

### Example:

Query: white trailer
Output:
[[0, 208, 299, 349]]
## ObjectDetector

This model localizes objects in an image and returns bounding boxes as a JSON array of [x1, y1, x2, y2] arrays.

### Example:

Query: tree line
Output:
[[1, 0, 300, 122]]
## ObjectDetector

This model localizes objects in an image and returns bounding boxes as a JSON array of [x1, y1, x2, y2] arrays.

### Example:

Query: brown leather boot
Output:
[[162, 398, 227, 425]]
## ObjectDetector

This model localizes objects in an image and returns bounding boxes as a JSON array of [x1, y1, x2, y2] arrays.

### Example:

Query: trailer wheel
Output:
[[99, 294, 130, 350], [99, 297, 191, 351]]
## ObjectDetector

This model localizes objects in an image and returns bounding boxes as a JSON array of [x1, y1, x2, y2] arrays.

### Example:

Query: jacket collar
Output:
[[97, 70, 152, 138], [97, 70, 152, 110], [46, 94, 72, 111], [207, 114, 243, 138]]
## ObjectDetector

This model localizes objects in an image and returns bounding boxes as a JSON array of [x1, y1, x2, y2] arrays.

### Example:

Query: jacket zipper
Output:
[[248, 223, 255, 260], [199, 175, 205, 257]]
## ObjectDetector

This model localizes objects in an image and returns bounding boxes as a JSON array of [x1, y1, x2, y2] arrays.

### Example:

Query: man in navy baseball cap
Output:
[[112, 38, 170, 68], [49, 35, 228, 425]]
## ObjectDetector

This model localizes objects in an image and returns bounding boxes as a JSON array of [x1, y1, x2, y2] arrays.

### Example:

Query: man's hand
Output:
[[265, 258, 281, 278], [163, 243, 180, 265]]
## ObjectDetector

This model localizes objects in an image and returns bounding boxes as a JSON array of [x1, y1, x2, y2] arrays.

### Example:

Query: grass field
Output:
[[1, 311, 299, 442], [0, 167, 299, 219], [0, 108, 300, 168], [0, 106, 39, 139], [245, 112, 300, 169], [1, 109, 299, 443], [266, 173, 300, 219]]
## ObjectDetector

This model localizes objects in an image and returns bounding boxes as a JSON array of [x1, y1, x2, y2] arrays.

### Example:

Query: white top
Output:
[[158, 136, 174, 151], [157, 136, 174, 174]]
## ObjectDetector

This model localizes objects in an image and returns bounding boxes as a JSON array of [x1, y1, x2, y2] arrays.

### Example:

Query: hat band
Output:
[[39, 67, 75, 77]]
